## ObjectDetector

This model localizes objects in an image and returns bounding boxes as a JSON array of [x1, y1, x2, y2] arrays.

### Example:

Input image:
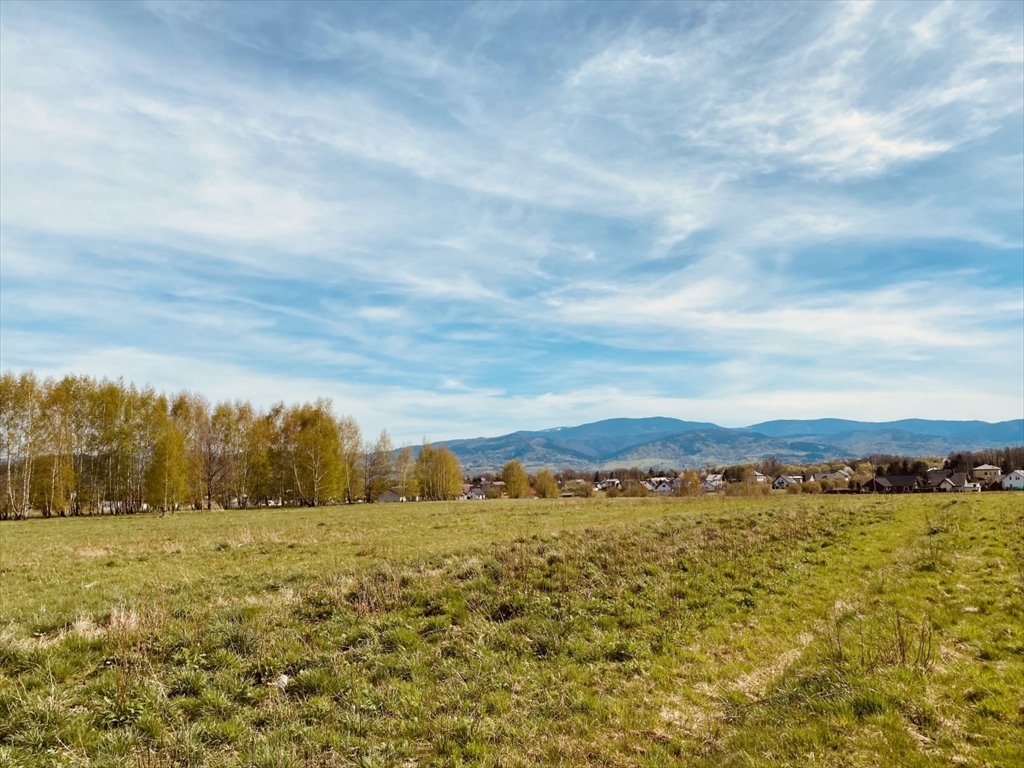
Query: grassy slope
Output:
[[0, 495, 1020, 767]]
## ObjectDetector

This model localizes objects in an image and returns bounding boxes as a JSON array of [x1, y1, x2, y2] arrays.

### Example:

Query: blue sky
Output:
[[1, 0, 1022, 443]]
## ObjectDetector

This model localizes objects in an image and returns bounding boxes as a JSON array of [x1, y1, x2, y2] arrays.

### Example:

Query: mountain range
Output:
[[432, 417, 1024, 472]]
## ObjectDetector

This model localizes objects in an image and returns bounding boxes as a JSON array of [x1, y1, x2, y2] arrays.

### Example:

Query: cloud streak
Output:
[[1, 0, 1021, 440]]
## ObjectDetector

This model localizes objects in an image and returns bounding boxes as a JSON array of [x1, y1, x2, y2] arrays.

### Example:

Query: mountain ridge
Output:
[[430, 417, 1024, 472]]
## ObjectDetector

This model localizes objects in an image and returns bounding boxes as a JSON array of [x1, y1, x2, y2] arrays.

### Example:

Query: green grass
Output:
[[0, 495, 1021, 766]]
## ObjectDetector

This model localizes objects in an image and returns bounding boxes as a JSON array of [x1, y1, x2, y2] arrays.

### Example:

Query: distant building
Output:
[[643, 477, 675, 495], [702, 473, 725, 493], [884, 475, 920, 493], [808, 471, 848, 483], [1000, 470, 1024, 490], [865, 477, 892, 493], [934, 472, 966, 492], [772, 475, 803, 490], [971, 464, 1002, 484], [865, 475, 921, 493], [923, 469, 953, 490], [935, 473, 981, 492]]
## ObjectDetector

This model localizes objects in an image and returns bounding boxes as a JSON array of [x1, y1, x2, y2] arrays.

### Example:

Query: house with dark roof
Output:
[[772, 474, 803, 490], [808, 470, 850, 483], [866, 475, 920, 493], [885, 475, 921, 493], [935, 472, 971, 492], [865, 477, 893, 493], [922, 469, 953, 491]]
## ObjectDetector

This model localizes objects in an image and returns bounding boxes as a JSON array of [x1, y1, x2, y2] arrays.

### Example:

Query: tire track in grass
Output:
[[659, 496, 1023, 767], [656, 498, 935, 755]]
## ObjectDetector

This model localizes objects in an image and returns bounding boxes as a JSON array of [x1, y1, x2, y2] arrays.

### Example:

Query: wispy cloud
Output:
[[1, 0, 1021, 437]]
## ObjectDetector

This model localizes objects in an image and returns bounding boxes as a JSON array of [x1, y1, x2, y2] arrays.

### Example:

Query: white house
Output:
[[644, 477, 675, 495], [1000, 469, 1024, 490], [936, 473, 980, 492], [702, 473, 725, 493], [657, 479, 676, 495], [935, 472, 967, 492], [772, 475, 803, 490]]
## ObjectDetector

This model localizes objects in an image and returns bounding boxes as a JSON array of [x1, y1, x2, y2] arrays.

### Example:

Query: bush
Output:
[[533, 469, 560, 499], [621, 482, 649, 497]]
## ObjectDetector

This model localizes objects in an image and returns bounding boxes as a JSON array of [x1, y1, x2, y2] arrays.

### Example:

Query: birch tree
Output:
[[338, 415, 363, 504], [394, 445, 418, 500], [283, 399, 342, 506], [416, 442, 462, 500], [145, 396, 188, 513], [365, 430, 394, 502], [0, 372, 40, 519], [34, 377, 76, 516]]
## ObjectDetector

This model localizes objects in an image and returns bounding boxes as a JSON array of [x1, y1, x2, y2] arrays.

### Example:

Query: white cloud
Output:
[[566, 1, 1023, 182], [355, 307, 405, 322], [1, 1, 1021, 436]]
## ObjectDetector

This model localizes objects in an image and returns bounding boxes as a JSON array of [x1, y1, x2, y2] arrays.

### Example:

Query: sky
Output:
[[1, 0, 1022, 444]]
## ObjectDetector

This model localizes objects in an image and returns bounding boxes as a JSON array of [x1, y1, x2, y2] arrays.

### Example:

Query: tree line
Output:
[[0, 371, 462, 520]]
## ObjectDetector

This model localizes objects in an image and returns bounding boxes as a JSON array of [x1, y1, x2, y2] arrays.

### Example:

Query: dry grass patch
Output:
[[73, 545, 111, 558]]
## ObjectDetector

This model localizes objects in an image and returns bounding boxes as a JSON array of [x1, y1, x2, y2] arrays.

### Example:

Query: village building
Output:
[[971, 464, 1002, 484], [1000, 469, 1024, 490], [864, 479, 897, 495], [808, 469, 851, 483], [920, 470, 953, 491], [771, 474, 803, 490], [935, 473, 981, 492], [701, 473, 725, 493], [643, 477, 676, 495], [884, 475, 921, 493]]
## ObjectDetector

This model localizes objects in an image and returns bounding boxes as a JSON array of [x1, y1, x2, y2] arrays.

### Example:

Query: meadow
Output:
[[1, 494, 1021, 767]]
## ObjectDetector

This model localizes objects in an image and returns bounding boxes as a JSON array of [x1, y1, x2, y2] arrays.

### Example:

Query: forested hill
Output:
[[438, 417, 1024, 472]]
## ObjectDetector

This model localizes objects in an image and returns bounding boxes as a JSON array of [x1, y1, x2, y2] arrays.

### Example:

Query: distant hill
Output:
[[434, 417, 1024, 472], [747, 418, 1024, 441]]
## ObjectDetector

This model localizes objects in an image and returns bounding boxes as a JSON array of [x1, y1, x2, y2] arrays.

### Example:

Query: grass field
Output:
[[1, 495, 1021, 767]]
